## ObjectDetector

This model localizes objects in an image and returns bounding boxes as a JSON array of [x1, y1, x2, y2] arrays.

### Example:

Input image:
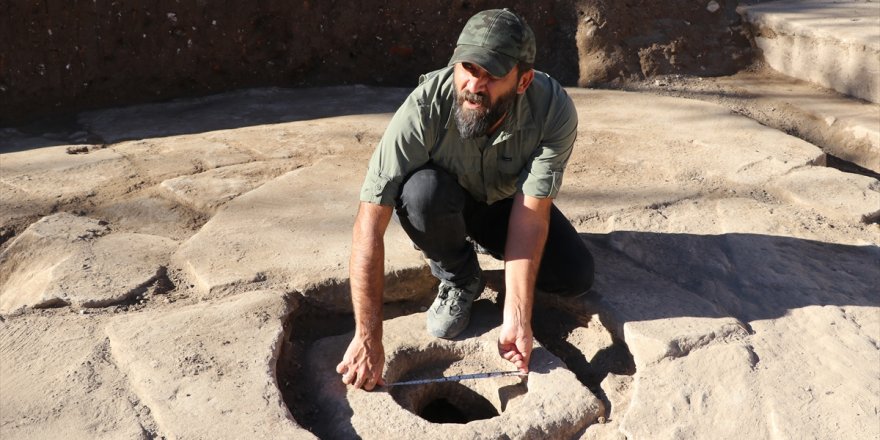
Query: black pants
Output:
[[395, 164, 594, 297]]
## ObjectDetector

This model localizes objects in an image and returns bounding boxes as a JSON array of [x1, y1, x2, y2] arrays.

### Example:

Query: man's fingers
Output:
[[504, 351, 523, 363], [353, 369, 369, 389], [363, 375, 378, 391], [499, 343, 523, 360], [335, 362, 347, 375]]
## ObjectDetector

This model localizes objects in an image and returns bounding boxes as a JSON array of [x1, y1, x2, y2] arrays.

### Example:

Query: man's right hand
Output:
[[336, 333, 385, 390], [338, 202, 393, 391]]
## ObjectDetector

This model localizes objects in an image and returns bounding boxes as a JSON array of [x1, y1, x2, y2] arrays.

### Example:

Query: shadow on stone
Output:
[[581, 231, 879, 326]]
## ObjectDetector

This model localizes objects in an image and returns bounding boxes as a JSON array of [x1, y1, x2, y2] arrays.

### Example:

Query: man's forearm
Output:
[[350, 202, 393, 337], [503, 193, 553, 324]]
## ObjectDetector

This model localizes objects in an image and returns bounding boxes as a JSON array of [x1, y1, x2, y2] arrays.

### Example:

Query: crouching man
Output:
[[336, 8, 594, 390]]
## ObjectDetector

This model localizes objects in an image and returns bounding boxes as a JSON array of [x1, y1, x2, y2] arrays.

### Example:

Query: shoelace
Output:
[[437, 284, 465, 313]]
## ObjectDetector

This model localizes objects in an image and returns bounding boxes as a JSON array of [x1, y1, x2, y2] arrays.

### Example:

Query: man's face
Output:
[[453, 62, 522, 139]]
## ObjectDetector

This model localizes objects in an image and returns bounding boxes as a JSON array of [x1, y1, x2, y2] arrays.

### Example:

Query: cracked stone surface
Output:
[[302, 302, 604, 439], [0, 213, 177, 313], [579, 228, 878, 439], [173, 154, 427, 309], [158, 160, 301, 214], [104, 290, 311, 440], [768, 165, 880, 223], [0, 315, 148, 439], [112, 136, 256, 184], [0, 145, 131, 205], [621, 70, 880, 172], [1, 84, 877, 440], [559, 89, 825, 224]]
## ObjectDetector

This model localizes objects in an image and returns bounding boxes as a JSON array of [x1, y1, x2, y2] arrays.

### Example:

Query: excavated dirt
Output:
[[3, 0, 752, 124]]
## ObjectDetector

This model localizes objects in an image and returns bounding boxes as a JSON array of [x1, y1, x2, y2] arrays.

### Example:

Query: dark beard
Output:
[[454, 87, 517, 139]]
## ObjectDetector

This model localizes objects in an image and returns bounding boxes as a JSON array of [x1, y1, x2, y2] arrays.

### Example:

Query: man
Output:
[[336, 8, 594, 391]]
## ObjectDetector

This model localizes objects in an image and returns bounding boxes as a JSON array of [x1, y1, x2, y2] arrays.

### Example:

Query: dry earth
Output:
[[1, 77, 878, 439]]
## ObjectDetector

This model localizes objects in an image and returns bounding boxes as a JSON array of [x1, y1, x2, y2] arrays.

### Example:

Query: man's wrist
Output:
[[503, 301, 532, 327]]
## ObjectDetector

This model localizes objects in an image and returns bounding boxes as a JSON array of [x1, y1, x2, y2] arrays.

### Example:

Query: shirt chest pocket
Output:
[[497, 143, 531, 177], [498, 155, 523, 176]]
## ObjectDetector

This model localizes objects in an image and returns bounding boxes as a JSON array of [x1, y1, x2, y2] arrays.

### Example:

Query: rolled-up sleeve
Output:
[[360, 95, 433, 205], [518, 89, 578, 199]]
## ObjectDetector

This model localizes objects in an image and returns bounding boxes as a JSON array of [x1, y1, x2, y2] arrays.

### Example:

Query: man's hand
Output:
[[498, 320, 533, 373], [336, 333, 386, 390], [500, 193, 552, 373], [340, 202, 392, 390]]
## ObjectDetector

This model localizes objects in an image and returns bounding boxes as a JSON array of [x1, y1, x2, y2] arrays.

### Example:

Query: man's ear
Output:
[[517, 69, 535, 95]]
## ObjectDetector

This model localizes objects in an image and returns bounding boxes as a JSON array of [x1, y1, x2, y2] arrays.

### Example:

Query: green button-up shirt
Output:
[[360, 65, 577, 206]]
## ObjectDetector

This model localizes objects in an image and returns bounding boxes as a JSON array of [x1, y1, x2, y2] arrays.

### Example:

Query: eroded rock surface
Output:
[[580, 229, 879, 439], [158, 160, 300, 214], [302, 302, 604, 439], [768, 166, 880, 224], [0, 315, 150, 439], [174, 155, 428, 309], [0, 85, 877, 440], [0, 212, 176, 313], [105, 290, 310, 439]]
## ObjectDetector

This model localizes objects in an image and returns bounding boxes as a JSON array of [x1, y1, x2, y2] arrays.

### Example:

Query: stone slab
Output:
[[581, 225, 879, 439], [220, 113, 393, 160], [0, 144, 131, 203], [622, 343, 765, 439], [740, 0, 880, 103], [89, 194, 204, 241], [302, 302, 604, 439], [630, 71, 880, 172], [0, 315, 148, 439], [768, 165, 880, 224], [173, 155, 427, 309], [105, 290, 312, 440], [573, 194, 877, 248], [158, 159, 300, 214], [0, 213, 176, 313], [112, 136, 255, 183], [749, 305, 879, 440], [0, 180, 49, 234], [560, 89, 825, 223]]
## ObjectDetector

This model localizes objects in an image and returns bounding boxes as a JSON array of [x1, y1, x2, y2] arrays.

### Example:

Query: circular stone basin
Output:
[[386, 351, 526, 425], [303, 309, 604, 439]]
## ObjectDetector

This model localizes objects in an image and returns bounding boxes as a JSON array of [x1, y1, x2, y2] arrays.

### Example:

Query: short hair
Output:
[[516, 60, 534, 79]]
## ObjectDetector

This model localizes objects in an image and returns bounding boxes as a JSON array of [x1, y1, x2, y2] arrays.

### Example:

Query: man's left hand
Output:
[[498, 320, 533, 373]]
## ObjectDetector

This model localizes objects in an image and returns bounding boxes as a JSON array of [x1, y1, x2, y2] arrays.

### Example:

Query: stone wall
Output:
[[0, 0, 751, 125]]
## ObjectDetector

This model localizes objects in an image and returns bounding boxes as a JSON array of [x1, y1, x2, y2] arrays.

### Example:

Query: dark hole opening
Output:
[[416, 383, 500, 424], [420, 398, 470, 424]]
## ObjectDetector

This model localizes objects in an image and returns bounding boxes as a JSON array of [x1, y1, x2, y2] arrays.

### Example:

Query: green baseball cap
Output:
[[448, 8, 536, 78]]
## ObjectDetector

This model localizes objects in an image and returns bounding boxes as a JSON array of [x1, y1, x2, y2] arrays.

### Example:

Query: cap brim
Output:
[[448, 45, 517, 78]]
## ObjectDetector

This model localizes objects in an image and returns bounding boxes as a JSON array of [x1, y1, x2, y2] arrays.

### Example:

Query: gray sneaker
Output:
[[426, 273, 485, 339]]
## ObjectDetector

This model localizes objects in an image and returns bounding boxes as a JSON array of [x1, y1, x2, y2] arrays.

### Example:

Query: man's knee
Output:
[[539, 245, 595, 297], [397, 165, 464, 218], [565, 265, 595, 297]]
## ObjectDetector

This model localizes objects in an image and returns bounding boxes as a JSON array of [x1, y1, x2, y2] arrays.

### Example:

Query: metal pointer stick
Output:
[[383, 370, 528, 387]]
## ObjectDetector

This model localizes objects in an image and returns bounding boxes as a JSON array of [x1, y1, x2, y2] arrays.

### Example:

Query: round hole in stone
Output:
[[416, 382, 500, 424]]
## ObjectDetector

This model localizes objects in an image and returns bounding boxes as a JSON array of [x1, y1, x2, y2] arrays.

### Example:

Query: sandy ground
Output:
[[1, 76, 878, 439]]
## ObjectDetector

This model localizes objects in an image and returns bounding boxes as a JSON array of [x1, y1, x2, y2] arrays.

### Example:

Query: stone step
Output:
[[738, 0, 880, 103], [622, 70, 880, 172]]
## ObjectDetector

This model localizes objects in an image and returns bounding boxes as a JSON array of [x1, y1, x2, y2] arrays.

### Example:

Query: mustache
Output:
[[458, 90, 488, 107]]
